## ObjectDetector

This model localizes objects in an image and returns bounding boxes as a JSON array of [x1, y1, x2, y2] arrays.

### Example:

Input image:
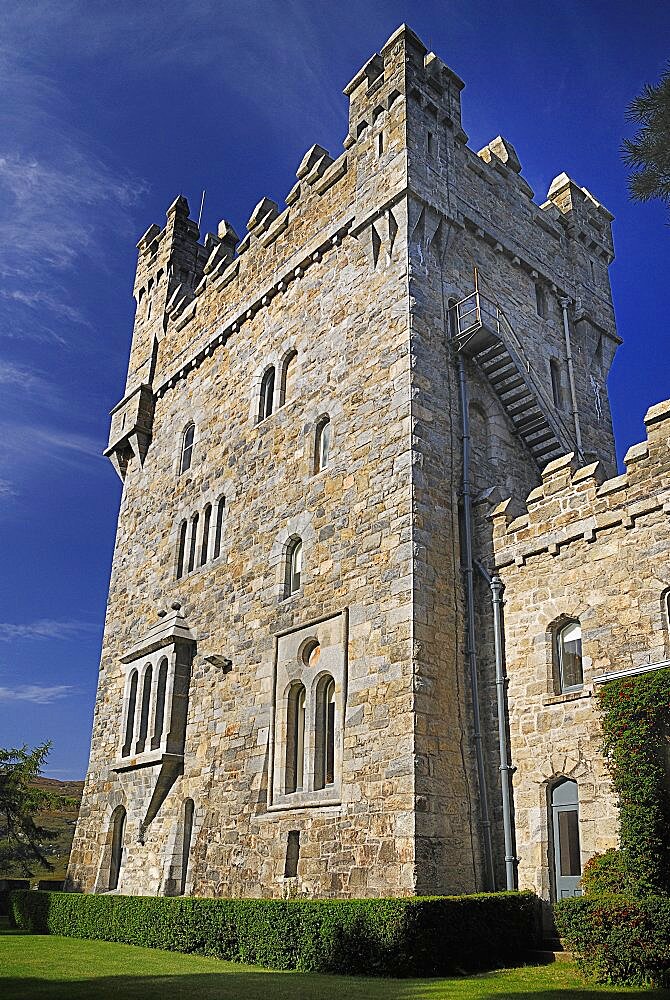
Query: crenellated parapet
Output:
[[492, 399, 670, 569]]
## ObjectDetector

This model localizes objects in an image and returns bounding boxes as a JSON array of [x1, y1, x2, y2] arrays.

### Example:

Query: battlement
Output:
[[491, 399, 670, 568]]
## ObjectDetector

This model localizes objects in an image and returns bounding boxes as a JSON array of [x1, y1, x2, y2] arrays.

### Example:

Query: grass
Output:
[[1, 930, 668, 1000]]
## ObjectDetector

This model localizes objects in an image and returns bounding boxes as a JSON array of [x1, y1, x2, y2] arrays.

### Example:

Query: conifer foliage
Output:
[[623, 65, 670, 212], [0, 742, 70, 876]]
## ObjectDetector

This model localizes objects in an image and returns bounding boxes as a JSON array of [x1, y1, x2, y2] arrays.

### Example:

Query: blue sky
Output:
[[0, 1, 668, 780]]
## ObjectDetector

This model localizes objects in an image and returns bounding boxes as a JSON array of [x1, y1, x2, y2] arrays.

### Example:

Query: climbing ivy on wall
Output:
[[598, 667, 670, 896]]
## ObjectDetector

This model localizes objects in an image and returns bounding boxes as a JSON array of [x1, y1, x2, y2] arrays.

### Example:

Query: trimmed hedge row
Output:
[[9, 889, 540, 976], [555, 894, 670, 987]]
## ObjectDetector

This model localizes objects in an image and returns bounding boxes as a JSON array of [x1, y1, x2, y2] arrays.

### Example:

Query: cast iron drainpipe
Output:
[[475, 560, 518, 891], [456, 353, 495, 892]]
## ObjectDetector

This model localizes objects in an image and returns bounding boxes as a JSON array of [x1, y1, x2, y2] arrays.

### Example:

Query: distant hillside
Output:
[[1, 776, 83, 883]]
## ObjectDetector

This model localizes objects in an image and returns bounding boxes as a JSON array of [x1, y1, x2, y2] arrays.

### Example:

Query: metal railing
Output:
[[450, 290, 578, 458]]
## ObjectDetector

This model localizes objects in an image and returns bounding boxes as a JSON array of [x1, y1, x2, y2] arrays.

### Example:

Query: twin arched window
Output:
[[180, 423, 195, 474], [555, 620, 583, 693], [285, 669, 336, 795]]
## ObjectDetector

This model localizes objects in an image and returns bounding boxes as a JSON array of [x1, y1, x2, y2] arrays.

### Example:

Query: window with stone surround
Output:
[[176, 520, 187, 579], [285, 537, 303, 597], [535, 282, 549, 319], [279, 350, 298, 407], [554, 620, 583, 693], [118, 613, 194, 767], [270, 613, 346, 810], [213, 497, 225, 559], [180, 423, 195, 474], [258, 366, 275, 421], [550, 359, 564, 410], [314, 416, 331, 473], [285, 682, 306, 793], [108, 806, 126, 891], [175, 497, 226, 580], [178, 799, 195, 896]]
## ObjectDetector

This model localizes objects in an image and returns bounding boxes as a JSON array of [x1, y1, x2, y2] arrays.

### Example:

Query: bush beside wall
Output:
[[9, 889, 539, 976], [555, 894, 670, 987]]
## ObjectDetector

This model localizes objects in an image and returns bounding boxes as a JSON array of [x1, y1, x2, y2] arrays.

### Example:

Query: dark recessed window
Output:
[[180, 423, 195, 475]]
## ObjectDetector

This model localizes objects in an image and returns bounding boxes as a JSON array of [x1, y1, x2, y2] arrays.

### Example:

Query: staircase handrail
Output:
[[454, 290, 578, 458]]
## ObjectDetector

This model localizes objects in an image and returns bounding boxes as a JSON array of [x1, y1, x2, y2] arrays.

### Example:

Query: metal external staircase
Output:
[[451, 290, 579, 470]]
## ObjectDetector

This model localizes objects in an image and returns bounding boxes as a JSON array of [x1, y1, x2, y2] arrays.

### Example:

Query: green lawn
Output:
[[1, 931, 668, 1000]]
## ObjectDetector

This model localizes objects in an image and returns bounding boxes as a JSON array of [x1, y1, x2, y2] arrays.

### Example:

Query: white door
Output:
[[551, 779, 582, 899]]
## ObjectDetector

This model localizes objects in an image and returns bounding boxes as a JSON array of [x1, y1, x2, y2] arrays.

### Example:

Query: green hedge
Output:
[[9, 889, 539, 976], [555, 894, 670, 987]]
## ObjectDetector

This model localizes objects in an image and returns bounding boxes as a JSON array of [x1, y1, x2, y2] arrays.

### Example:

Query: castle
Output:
[[68, 25, 670, 903]]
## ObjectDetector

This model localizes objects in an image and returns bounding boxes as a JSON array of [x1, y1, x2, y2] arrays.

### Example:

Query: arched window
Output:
[[180, 423, 195, 475], [315, 675, 336, 790], [213, 497, 225, 559], [314, 417, 331, 473], [176, 520, 187, 580], [279, 350, 298, 406], [258, 367, 275, 422], [285, 537, 302, 597], [550, 359, 564, 410], [535, 282, 548, 319], [555, 621, 583, 692], [152, 657, 168, 749], [136, 665, 152, 754], [187, 512, 199, 574], [109, 806, 126, 891], [551, 779, 582, 898], [179, 799, 195, 896], [122, 671, 138, 757], [200, 504, 212, 566], [285, 683, 306, 793]]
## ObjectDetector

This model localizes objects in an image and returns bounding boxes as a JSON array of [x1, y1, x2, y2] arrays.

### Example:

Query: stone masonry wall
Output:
[[492, 399, 670, 899]]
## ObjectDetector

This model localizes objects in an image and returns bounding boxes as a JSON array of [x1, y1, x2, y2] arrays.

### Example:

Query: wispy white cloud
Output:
[[0, 683, 74, 703], [0, 620, 99, 641]]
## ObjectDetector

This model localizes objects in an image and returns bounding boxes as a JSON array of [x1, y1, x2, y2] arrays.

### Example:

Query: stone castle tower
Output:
[[68, 24, 636, 901]]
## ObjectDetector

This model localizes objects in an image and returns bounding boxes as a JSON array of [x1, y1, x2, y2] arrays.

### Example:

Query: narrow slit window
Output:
[[187, 513, 199, 573], [315, 417, 331, 473], [109, 806, 126, 891], [122, 671, 138, 757], [258, 367, 275, 422], [213, 497, 225, 559], [550, 359, 564, 410], [284, 830, 300, 878], [152, 657, 168, 749], [376, 131, 384, 157], [179, 799, 195, 896], [315, 675, 336, 790], [286, 684, 306, 793], [427, 131, 434, 158], [180, 423, 195, 474], [535, 283, 548, 319], [176, 520, 187, 580], [136, 665, 152, 754], [280, 351, 298, 407], [200, 504, 212, 566]]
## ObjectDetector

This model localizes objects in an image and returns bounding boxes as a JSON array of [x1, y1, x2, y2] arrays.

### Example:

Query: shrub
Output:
[[580, 849, 637, 896], [9, 889, 540, 977], [597, 666, 670, 895], [555, 893, 670, 987]]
